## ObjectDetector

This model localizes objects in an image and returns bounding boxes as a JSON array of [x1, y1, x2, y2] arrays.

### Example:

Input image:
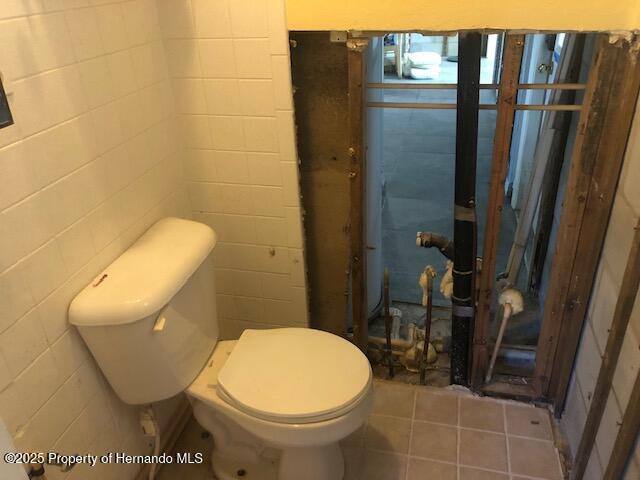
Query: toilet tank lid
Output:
[[69, 217, 216, 327]]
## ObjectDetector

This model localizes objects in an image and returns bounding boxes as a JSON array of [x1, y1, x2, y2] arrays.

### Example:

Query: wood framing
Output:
[[472, 34, 525, 388], [534, 35, 640, 410], [603, 367, 640, 479], [529, 35, 586, 292], [347, 37, 369, 352], [571, 220, 640, 479]]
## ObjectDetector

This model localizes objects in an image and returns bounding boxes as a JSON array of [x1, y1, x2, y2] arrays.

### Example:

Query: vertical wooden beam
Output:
[[533, 35, 640, 409], [452, 32, 481, 386], [472, 34, 525, 388], [571, 220, 640, 480], [603, 367, 640, 480], [347, 37, 368, 353], [529, 35, 586, 293]]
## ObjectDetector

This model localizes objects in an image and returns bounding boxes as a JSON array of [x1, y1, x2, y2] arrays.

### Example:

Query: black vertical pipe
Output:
[[451, 32, 481, 386]]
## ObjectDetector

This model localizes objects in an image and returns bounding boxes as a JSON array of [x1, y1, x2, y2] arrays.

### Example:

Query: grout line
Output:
[[407, 390, 418, 479], [504, 403, 512, 477]]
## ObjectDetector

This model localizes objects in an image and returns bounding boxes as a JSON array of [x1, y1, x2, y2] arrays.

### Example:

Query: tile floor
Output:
[[159, 381, 565, 480]]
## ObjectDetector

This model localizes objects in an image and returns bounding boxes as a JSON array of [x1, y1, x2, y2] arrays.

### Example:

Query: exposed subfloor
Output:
[[158, 381, 566, 480]]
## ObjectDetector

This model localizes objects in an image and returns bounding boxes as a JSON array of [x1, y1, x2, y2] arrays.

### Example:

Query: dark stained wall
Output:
[[290, 32, 351, 334]]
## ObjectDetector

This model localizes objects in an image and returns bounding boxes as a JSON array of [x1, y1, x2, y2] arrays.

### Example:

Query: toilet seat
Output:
[[215, 328, 372, 424]]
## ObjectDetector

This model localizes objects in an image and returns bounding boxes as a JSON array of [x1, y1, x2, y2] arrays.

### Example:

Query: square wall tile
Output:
[[233, 39, 272, 79], [254, 217, 288, 246], [271, 55, 294, 110], [173, 79, 208, 114], [251, 186, 284, 217], [65, 7, 104, 61], [165, 39, 202, 77], [210, 116, 246, 151], [267, 0, 289, 55], [238, 80, 275, 116], [181, 115, 212, 149], [199, 39, 237, 78], [204, 79, 241, 115], [247, 153, 282, 186], [0, 309, 47, 378], [157, 0, 195, 38], [229, 0, 269, 38], [192, 0, 232, 38], [215, 151, 249, 184], [95, 3, 129, 53], [0, 266, 35, 333], [243, 117, 278, 152]]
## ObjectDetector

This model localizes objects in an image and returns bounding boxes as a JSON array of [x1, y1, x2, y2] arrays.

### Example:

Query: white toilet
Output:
[[69, 217, 373, 480]]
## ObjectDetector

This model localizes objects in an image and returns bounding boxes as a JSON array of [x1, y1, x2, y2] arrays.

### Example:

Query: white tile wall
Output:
[[563, 97, 640, 477], [0, 1, 191, 479], [157, 0, 308, 338]]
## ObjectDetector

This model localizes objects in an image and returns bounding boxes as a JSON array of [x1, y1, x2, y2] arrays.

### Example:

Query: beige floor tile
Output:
[[413, 389, 458, 425], [342, 446, 363, 480], [360, 451, 407, 480], [372, 382, 416, 418], [459, 466, 509, 480], [509, 437, 562, 480], [459, 429, 508, 472], [409, 421, 457, 463], [365, 414, 412, 454], [460, 397, 505, 433], [407, 457, 457, 480], [505, 404, 553, 440]]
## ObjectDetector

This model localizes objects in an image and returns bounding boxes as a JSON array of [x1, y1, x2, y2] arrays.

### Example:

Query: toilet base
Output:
[[211, 451, 279, 480], [279, 444, 344, 480]]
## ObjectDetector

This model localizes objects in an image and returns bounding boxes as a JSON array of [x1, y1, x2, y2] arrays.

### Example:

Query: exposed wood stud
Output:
[[529, 35, 586, 293], [603, 366, 640, 480], [347, 37, 369, 353], [472, 33, 525, 388], [533, 35, 640, 410], [571, 219, 640, 480]]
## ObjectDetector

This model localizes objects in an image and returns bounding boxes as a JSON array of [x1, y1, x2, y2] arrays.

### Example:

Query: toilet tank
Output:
[[69, 217, 219, 405]]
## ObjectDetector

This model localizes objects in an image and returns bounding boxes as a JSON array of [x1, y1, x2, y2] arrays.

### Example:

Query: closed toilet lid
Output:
[[217, 328, 372, 424]]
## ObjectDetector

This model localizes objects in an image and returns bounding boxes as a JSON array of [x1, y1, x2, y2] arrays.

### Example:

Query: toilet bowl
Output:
[[188, 332, 372, 480], [68, 217, 373, 480]]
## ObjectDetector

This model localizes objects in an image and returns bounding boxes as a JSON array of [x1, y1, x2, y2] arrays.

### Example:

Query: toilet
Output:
[[68, 217, 373, 480]]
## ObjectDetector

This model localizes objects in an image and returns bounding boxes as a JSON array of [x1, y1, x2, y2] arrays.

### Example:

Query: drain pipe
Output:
[[451, 32, 481, 386], [416, 231, 454, 261]]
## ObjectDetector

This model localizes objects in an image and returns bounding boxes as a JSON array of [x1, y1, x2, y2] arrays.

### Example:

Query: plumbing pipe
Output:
[[416, 231, 454, 261], [485, 288, 525, 383], [451, 32, 482, 386], [419, 266, 436, 384], [382, 268, 394, 378]]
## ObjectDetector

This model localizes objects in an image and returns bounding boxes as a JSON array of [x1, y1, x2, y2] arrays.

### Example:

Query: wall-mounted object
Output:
[[0, 75, 14, 130]]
